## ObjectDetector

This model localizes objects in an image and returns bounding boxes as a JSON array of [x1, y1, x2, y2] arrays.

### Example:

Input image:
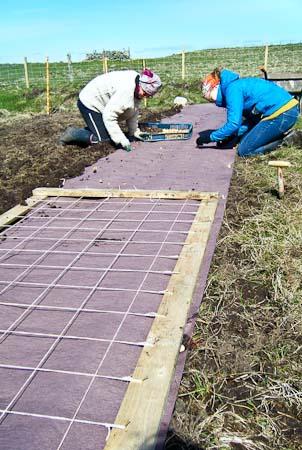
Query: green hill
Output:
[[1, 42, 301, 113]]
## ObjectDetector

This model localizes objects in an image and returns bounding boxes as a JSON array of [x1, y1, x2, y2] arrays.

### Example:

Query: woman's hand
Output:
[[196, 130, 213, 146], [133, 130, 149, 141]]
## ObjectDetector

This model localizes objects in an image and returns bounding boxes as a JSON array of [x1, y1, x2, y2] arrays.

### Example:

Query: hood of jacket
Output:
[[216, 69, 240, 107]]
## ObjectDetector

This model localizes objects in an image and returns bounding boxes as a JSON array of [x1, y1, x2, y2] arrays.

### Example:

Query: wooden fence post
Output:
[[142, 59, 147, 107], [182, 50, 185, 80], [24, 57, 29, 88], [46, 57, 50, 115], [103, 55, 108, 73], [264, 44, 269, 72], [67, 53, 74, 82]]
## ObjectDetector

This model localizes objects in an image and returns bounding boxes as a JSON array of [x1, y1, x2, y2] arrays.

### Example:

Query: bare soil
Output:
[[0, 107, 180, 215]]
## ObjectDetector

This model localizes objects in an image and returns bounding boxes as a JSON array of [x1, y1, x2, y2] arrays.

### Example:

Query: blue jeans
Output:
[[238, 105, 299, 157]]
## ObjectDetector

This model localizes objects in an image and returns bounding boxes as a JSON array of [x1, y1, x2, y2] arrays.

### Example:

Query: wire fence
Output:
[[1, 43, 302, 113]]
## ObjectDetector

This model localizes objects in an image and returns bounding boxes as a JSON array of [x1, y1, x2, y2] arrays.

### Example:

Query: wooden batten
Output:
[[104, 197, 218, 450], [32, 187, 219, 201], [0, 195, 46, 229]]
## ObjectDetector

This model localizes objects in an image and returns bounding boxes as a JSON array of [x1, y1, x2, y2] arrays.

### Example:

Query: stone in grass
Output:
[[173, 96, 188, 107]]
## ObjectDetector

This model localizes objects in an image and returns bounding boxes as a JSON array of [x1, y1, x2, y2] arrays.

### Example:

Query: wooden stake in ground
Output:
[[24, 57, 29, 89], [45, 57, 50, 115], [182, 50, 185, 80], [264, 44, 269, 72], [142, 59, 147, 108], [268, 160, 291, 198]]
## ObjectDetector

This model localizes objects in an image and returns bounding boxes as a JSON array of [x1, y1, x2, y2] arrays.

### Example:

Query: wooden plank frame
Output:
[[0, 195, 47, 229], [0, 187, 219, 449]]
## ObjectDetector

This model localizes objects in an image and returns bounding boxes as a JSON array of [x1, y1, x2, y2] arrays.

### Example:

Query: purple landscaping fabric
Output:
[[0, 196, 197, 450], [0, 104, 235, 450], [64, 103, 235, 447], [65, 104, 233, 194]]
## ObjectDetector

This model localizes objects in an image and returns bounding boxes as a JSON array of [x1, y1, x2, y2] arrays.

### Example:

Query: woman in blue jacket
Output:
[[196, 68, 299, 157]]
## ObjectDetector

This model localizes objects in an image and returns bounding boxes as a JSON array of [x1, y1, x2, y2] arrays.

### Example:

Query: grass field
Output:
[[168, 138, 302, 450], [1, 42, 302, 113], [0, 43, 302, 449]]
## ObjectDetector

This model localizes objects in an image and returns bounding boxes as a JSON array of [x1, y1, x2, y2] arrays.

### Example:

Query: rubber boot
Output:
[[59, 127, 94, 147]]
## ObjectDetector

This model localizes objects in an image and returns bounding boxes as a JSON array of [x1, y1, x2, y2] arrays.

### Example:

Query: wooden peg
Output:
[[268, 160, 291, 198]]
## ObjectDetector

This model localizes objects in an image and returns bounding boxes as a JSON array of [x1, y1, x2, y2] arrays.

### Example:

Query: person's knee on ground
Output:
[[282, 129, 302, 148], [59, 127, 98, 147], [237, 137, 284, 157]]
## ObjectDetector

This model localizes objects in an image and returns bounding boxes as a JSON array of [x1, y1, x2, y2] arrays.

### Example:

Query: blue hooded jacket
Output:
[[210, 69, 293, 142]]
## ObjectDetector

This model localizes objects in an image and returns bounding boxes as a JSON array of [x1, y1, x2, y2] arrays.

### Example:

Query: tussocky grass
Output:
[[168, 138, 302, 449]]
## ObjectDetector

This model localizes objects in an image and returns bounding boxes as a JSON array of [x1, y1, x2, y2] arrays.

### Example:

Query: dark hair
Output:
[[211, 67, 222, 79]]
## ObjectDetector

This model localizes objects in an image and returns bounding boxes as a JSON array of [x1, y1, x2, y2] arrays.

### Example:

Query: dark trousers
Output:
[[77, 99, 111, 142]]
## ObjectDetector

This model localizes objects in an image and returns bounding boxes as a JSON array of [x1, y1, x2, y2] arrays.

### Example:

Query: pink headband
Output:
[[139, 69, 162, 96]]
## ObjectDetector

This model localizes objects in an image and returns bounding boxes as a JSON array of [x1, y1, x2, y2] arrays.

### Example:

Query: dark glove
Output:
[[216, 135, 240, 149], [196, 130, 213, 147]]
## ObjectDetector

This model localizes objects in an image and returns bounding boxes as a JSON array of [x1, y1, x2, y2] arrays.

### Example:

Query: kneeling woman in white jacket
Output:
[[60, 69, 161, 151]]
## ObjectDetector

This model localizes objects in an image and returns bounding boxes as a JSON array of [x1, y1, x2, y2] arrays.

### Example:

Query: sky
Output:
[[1, 0, 302, 63]]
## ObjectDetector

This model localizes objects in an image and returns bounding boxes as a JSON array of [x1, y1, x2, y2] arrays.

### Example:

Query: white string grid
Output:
[[0, 196, 200, 449]]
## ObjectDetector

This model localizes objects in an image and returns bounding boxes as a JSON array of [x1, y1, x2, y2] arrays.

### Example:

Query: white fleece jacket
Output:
[[79, 70, 141, 147]]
